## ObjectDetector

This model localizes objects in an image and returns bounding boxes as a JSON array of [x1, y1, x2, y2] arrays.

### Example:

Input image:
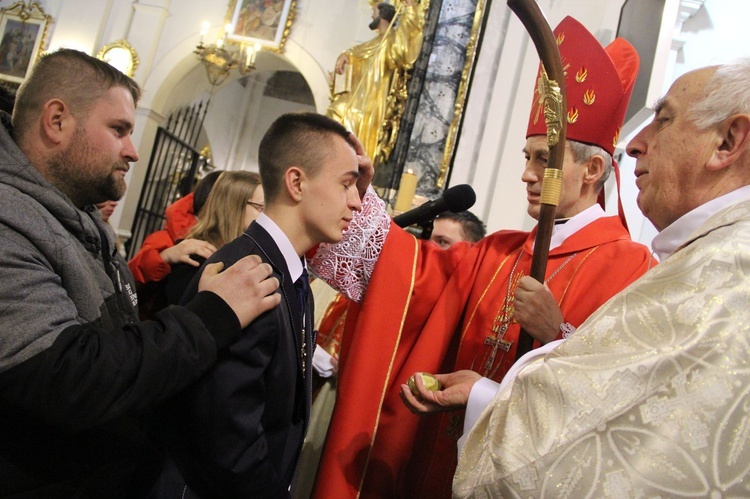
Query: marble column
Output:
[[401, 0, 481, 200]]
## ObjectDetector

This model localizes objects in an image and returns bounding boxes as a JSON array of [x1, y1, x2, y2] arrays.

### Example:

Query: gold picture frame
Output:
[[224, 0, 296, 53], [96, 39, 140, 77], [0, 1, 51, 84]]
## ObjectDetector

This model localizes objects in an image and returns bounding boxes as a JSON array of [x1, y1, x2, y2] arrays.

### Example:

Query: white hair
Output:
[[568, 140, 613, 191], [689, 58, 750, 129]]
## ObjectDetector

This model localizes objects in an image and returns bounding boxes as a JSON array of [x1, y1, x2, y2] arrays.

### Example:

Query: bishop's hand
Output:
[[514, 276, 563, 344], [348, 132, 374, 200]]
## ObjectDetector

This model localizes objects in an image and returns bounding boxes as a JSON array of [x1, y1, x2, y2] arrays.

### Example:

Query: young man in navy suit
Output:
[[157, 112, 371, 498]]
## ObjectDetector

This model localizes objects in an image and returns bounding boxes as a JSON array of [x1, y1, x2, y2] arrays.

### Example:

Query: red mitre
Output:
[[526, 16, 640, 226]]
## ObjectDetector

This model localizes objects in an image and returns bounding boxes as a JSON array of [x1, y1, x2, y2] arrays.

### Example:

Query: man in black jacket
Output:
[[162, 112, 371, 498], [0, 48, 280, 497]]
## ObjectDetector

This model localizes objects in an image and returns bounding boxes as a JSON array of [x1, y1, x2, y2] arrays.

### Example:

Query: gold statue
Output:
[[327, 0, 427, 165]]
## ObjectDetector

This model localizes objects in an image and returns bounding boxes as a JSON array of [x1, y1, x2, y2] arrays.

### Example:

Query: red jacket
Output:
[[128, 194, 196, 285]]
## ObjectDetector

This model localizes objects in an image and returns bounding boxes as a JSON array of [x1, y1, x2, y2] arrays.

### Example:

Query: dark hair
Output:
[[192, 170, 223, 216], [435, 210, 486, 243], [0, 85, 15, 114], [258, 112, 353, 201], [12, 48, 141, 142], [377, 2, 397, 23]]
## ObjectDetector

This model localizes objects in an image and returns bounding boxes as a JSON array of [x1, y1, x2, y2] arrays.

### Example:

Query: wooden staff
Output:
[[509, 0, 568, 361]]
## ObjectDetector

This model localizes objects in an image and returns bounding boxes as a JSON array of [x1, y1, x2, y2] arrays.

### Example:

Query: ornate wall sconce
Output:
[[194, 21, 260, 86]]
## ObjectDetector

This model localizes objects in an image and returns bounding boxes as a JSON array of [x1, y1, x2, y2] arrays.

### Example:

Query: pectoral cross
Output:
[[483, 324, 513, 375]]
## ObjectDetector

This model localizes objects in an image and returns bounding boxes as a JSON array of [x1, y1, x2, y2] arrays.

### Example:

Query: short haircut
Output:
[[377, 2, 397, 22], [258, 112, 353, 202], [12, 48, 141, 143], [434, 210, 486, 243], [689, 58, 750, 130], [567, 140, 613, 192], [185, 171, 262, 248]]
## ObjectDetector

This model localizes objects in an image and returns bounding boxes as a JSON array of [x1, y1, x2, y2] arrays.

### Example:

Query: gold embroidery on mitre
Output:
[[568, 107, 579, 124], [613, 128, 620, 148], [557, 32, 565, 45], [583, 89, 595, 105], [575, 67, 587, 83]]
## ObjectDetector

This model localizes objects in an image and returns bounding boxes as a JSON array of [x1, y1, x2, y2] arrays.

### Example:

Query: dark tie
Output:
[[295, 267, 310, 320], [294, 267, 310, 375]]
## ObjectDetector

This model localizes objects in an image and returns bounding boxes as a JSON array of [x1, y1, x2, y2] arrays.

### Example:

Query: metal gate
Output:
[[126, 101, 212, 259]]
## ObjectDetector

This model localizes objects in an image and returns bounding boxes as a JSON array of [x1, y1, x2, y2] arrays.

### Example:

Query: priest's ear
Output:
[[706, 113, 750, 172], [582, 153, 606, 186]]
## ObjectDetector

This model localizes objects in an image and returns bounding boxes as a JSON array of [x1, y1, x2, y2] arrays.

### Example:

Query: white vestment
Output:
[[454, 194, 750, 497]]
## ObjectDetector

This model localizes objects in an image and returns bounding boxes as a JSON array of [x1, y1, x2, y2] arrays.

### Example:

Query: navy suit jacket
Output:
[[158, 221, 314, 498]]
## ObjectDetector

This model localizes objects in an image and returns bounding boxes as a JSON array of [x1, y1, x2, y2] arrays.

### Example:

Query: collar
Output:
[[255, 213, 305, 281], [652, 185, 750, 261], [548, 204, 607, 250]]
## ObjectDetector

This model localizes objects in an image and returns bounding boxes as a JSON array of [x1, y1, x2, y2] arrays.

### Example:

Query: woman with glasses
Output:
[[164, 170, 264, 305]]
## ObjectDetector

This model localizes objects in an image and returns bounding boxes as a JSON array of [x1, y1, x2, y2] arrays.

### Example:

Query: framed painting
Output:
[[224, 0, 296, 53], [0, 1, 51, 84]]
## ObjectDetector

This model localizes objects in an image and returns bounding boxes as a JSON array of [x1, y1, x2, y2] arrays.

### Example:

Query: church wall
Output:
[[203, 76, 316, 172]]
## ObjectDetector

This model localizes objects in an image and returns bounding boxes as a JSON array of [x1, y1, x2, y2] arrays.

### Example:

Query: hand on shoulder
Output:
[[160, 238, 217, 266], [198, 254, 281, 328]]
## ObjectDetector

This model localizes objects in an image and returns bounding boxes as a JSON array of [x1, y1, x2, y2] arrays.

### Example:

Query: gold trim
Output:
[[538, 67, 563, 147], [438, 0, 487, 188], [459, 251, 516, 347], [96, 39, 140, 77], [539, 167, 562, 206], [0, 1, 52, 85], [223, 0, 296, 54], [358, 233, 420, 498], [458, 246, 599, 362]]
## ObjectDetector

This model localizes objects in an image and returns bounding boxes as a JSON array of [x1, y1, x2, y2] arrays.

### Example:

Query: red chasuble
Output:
[[312, 216, 653, 498]]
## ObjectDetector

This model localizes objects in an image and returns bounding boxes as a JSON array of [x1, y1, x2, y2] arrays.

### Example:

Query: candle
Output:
[[394, 169, 418, 213], [199, 21, 209, 44], [219, 23, 231, 47], [253, 43, 261, 65]]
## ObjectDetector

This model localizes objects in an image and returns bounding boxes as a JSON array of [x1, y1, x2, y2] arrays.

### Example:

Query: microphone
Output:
[[393, 184, 476, 228]]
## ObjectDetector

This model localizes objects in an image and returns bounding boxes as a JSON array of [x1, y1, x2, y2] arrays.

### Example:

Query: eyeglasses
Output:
[[247, 201, 265, 212]]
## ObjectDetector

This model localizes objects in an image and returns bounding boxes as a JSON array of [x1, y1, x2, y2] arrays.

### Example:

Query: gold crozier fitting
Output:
[[539, 168, 563, 206], [538, 66, 563, 147]]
